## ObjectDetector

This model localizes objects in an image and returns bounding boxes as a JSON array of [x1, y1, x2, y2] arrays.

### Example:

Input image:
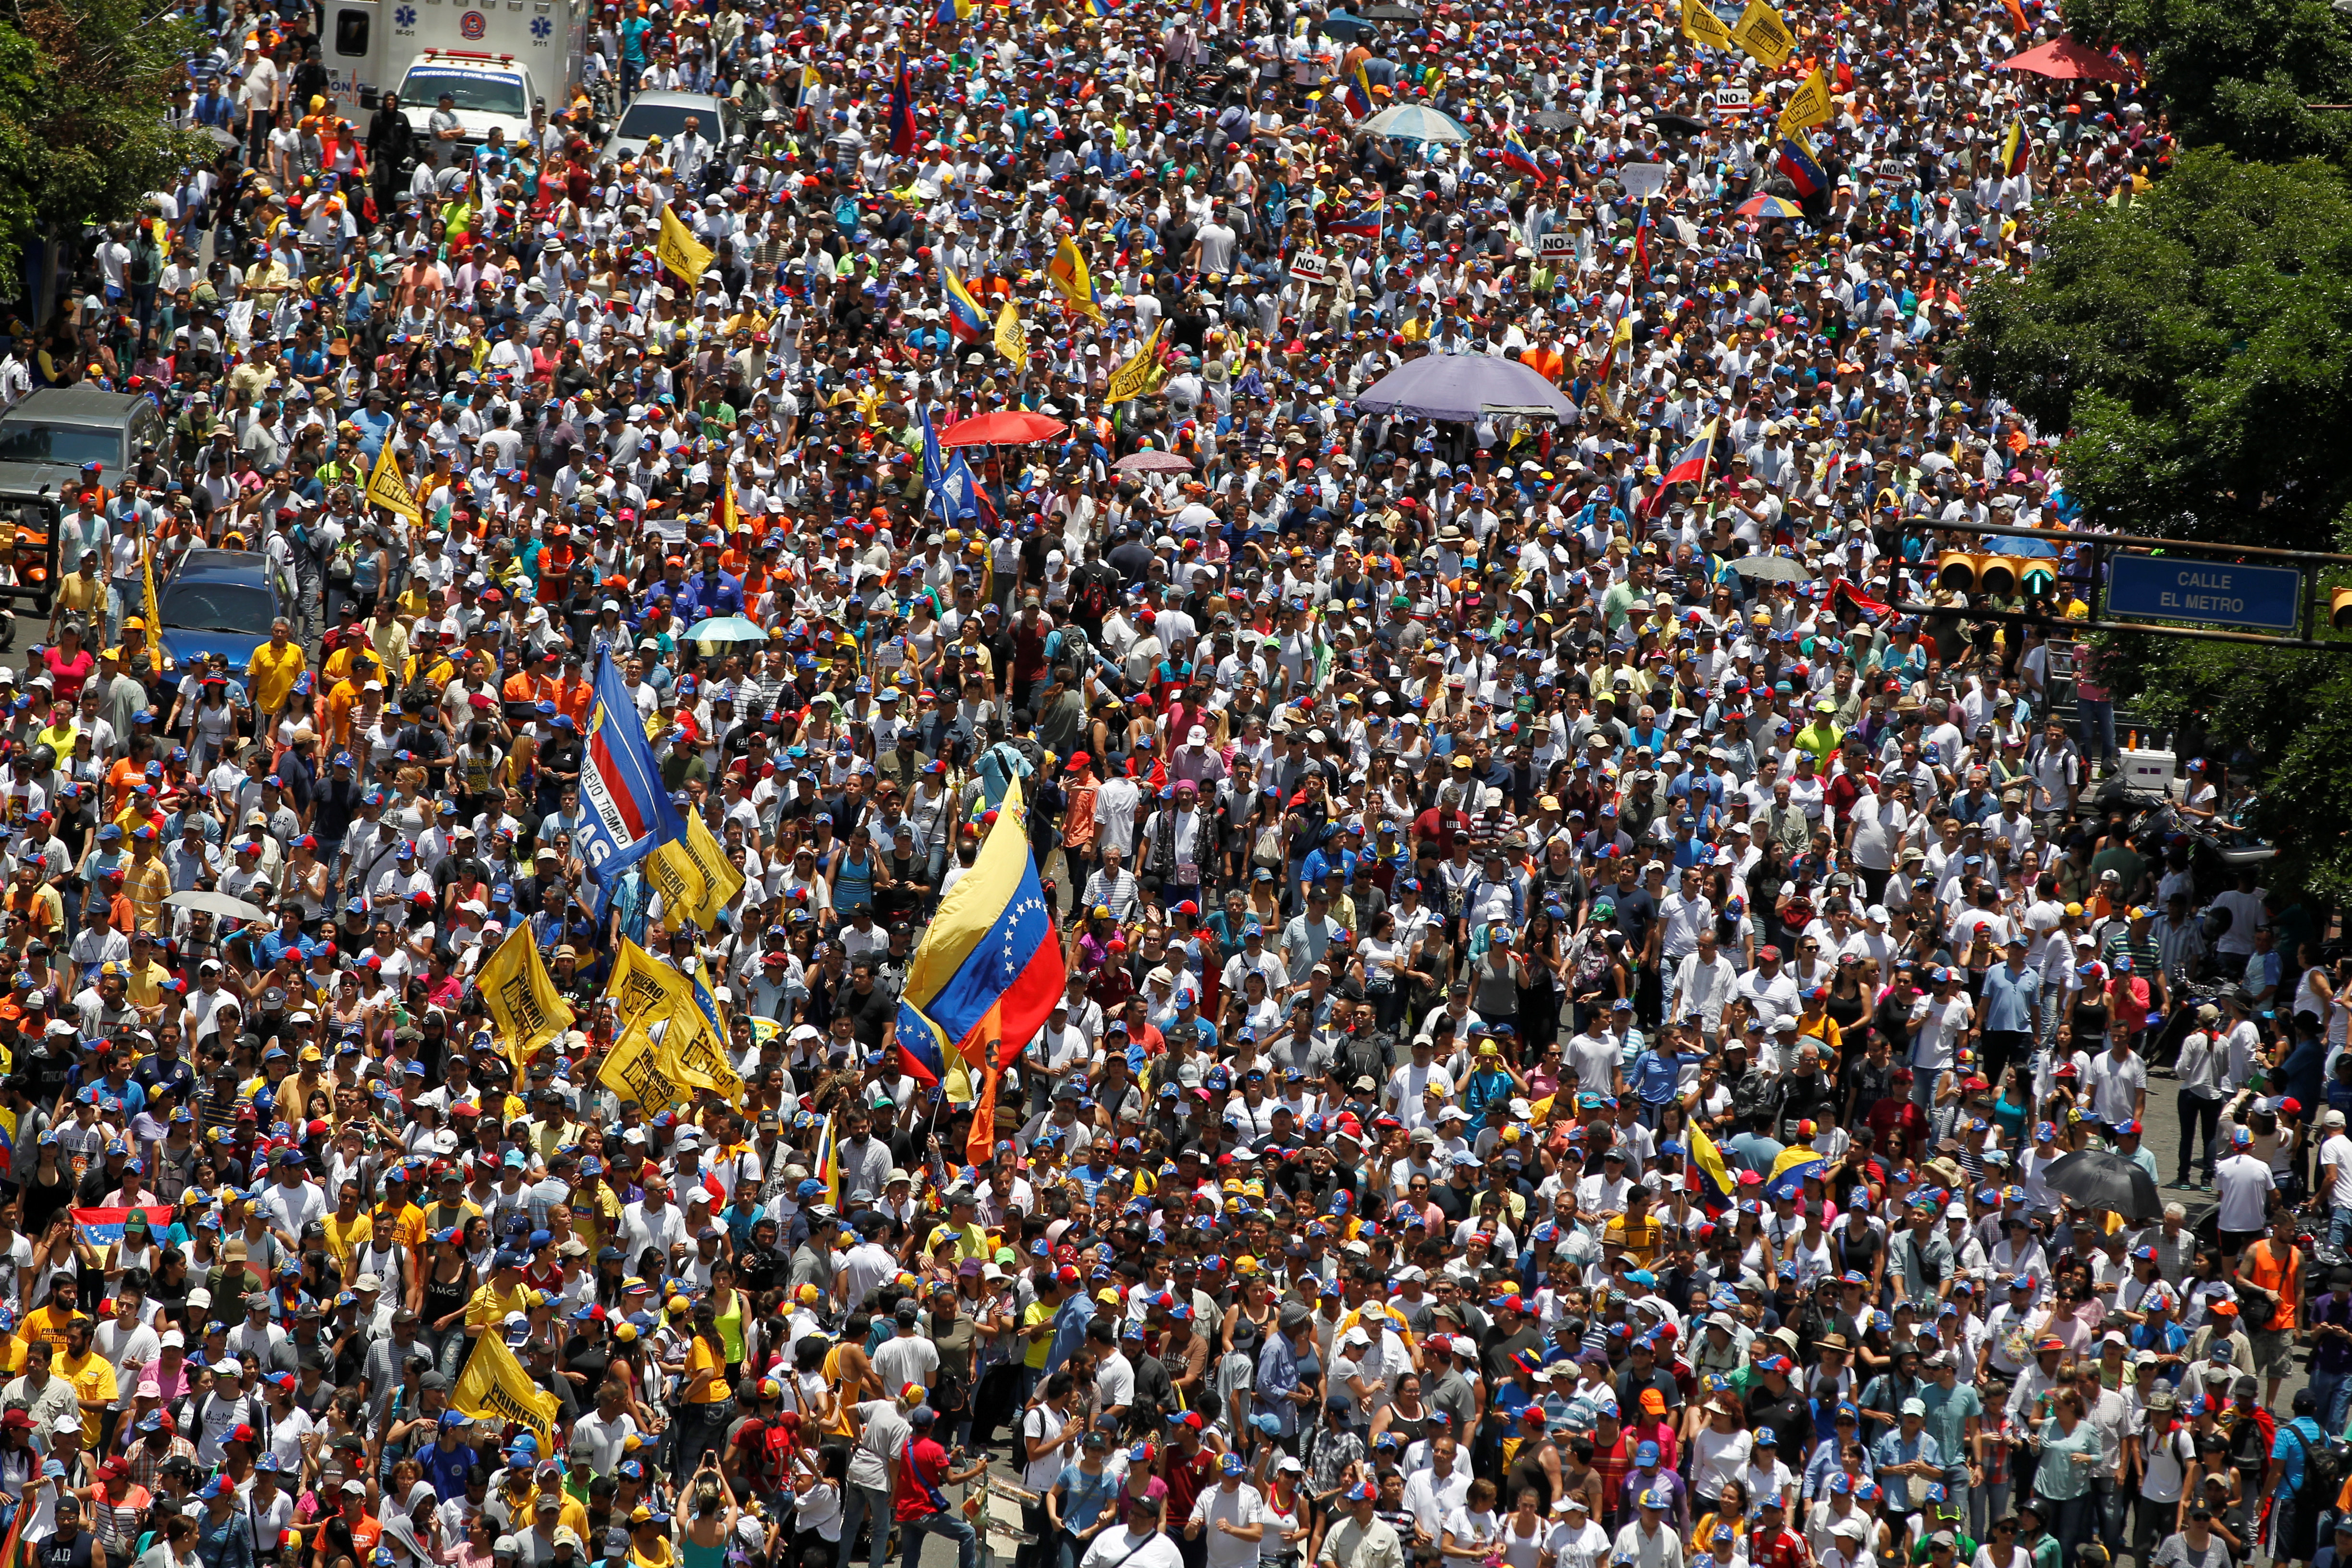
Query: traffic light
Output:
[[1936, 549, 2057, 598], [2331, 586, 2352, 631]]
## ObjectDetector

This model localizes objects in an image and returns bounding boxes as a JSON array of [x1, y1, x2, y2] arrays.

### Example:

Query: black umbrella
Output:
[[2041, 1149, 2164, 1223], [1320, 12, 1376, 39], [1649, 111, 1708, 137]]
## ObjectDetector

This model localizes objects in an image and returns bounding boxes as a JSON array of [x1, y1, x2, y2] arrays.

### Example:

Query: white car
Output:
[[599, 89, 739, 166]]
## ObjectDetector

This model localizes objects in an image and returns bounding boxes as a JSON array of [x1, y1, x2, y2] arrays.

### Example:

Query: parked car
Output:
[[0, 388, 166, 599]]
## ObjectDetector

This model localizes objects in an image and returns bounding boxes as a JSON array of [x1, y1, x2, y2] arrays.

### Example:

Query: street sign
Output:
[[2107, 553, 2303, 633]]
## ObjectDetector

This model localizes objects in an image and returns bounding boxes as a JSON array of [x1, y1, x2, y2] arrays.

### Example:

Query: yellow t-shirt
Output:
[[322, 1211, 372, 1268], [247, 639, 307, 715], [22, 1304, 76, 1357], [55, 1347, 117, 1447], [1022, 1299, 1054, 1370], [683, 1336, 726, 1404], [465, 1279, 533, 1332], [122, 958, 172, 1012]]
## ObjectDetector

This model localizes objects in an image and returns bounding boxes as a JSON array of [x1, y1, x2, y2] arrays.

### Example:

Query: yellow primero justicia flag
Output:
[[452, 1331, 560, 1455], [476, 926, 574, 1079]]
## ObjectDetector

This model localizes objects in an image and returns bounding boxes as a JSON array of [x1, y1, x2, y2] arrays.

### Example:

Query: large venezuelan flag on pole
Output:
[[893, 780, 1066, 1148]]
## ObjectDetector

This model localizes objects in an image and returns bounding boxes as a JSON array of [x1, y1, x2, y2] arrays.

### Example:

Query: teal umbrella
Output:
[[1359, 103, 1473, 143], [685, 615, 767, 642]]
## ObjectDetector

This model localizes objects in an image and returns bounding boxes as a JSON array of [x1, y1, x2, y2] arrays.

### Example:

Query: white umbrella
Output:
[[167, 889, 267, 923], [1358, 103, 1473, 143]]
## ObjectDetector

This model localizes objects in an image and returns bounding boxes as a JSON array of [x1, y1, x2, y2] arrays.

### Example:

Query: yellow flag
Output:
[[1778, 66, 1834, 134], [1729, 0, 1793, 64], [139, 537, 162, 646], [451, 1328, 561, 1455], [663, 969, 745, 1098], [598, 1022, 680, 1114], [1681, 0, 1735, 47], [365, 438, 421, 523], [605, 938, 692, 1029], [993, 300, 1029, 370], [657, 203, 715, 284], [644, 811, 746, 933], [1046, 235, 1105, 323], [476, 926, 576, 1078], [1104, 319, 1165, 404]]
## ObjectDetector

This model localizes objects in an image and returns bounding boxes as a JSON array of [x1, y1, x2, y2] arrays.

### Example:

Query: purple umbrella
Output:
[[1348, 352, 1578, 422], [1114, 450, 1195, 473]]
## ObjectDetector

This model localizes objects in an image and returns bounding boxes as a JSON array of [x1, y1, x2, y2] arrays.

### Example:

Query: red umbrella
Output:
[[937, 411, 1069, 446], [1996, 36, 2136, 80]]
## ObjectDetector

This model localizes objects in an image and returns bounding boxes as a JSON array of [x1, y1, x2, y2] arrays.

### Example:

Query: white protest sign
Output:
[[1619, 162, 1674, 200]]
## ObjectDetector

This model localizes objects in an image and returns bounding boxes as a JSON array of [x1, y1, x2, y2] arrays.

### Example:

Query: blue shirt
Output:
[[2272, 1416, 2326, 1496], [1980, 963, 2038, 1035]]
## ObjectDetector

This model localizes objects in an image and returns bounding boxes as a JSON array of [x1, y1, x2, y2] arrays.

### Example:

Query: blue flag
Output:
[[578, 650, 688, 886]]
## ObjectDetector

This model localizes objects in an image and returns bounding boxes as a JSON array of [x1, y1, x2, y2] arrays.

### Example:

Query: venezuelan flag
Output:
[[1688, 1125, 1738, 1204], [1323, 190, 1383, 238], [941, 257, 989, 344], [1047, 235, 1105, 322], [1498, 126, 1541, 178], [1343, 61, 1373, 119], [1999, 119, 2030, 176], [888, 54, 918, 156], [815, 1113, 842, 1207], [1775, 133, 1825, 198], [895, 777, 1067, 1080]]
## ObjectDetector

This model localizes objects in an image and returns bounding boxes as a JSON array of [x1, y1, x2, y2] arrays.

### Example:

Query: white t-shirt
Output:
[[1189, 1482, 1267, 1568], [1021, 1401, 1070, 1490], [2324, 1132, 2352, 1210], [1691, 1427, 1753, 1502], [2214, 1152, 2278, 1232]]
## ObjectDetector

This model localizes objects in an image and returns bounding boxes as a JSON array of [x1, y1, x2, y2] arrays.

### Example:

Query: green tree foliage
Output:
[[1955, 150, 2352, 552], [0, 0, 208, 296], [2063, 0, 2352, 164]]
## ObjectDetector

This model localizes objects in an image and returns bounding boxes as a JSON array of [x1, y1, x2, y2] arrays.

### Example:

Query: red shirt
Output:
[[894, 1434, 952, 1522], [1749, 1527, 1810, 1568], [1164, 1445, 1214, 1521]]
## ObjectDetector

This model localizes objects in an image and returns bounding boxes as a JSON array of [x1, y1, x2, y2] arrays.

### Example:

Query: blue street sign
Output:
[[2107, 554, 2303, 633]]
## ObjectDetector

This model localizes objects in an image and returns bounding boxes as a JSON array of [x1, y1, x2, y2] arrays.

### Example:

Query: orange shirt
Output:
[[554, 676, 594, 728], [325, 678, 364, 750], [503, 670, 556, 707], [104, 757, 145, 817]]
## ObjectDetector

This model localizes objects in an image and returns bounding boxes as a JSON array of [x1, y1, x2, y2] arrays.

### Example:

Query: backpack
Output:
[[2286, 1421, 2349, 1501]]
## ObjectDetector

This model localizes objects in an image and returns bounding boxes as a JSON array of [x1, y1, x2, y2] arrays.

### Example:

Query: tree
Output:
[[0, 0, 207, 299], [2064, 0, 2352, 165], [1956, 149, 2352, 552]]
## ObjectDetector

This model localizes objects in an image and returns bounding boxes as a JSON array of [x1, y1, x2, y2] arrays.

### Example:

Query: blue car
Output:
[[155, 549, 286, 680]]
